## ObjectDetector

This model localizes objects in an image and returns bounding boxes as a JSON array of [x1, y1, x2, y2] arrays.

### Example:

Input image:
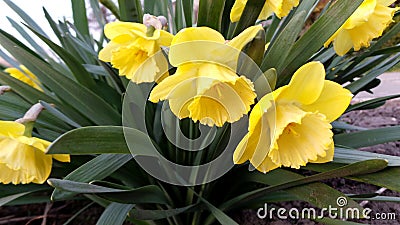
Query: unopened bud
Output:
[[15, 103, 45, 124], [0, 86, 10, 95]]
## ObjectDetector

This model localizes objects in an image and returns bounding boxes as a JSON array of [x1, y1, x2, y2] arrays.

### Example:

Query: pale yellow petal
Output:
[[256, 155, 280, 173], [169, 27, 227, 67], [158, 30, 174, 46], [52, 154, 71, 162], [333, 30, 354, 56], [228, 25, 264, 51], [377, 0, 397, 6], [309, 142, 334, 163], [258, 2, 273, 20], [276, 61, 325, 105], [230, 0, 247, 22], [343, 0, 377, 29], [302, 80, 352, 122], [111, 45, 147, 79], [0, 121, 25, 137], [98, 41, 122, 62], [104, 21, 146, 40], [267, 0, 300, 19]]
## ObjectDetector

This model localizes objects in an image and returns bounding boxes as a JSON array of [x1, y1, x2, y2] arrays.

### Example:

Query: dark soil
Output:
[[0, 100, 399, 225]]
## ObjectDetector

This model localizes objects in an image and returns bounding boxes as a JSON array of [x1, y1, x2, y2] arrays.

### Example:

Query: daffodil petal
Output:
[[309, 142, 334, 163], [378, 0, 396, 6], [256, 155, 280, 173], [277, 61, 325, 105], [169, 27, 228, 67], [104, 21, 146, 40], [230, 0, 247, 22], [0, 121, 25, 137], [228, 25, 264, 51], [333, 30, 354, 56], [302, 80, 352, 122], [267, 0, 300, 18], [344, 0, 377, 29]]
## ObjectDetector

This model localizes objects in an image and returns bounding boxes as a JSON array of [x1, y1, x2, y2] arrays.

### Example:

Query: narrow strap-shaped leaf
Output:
[[333, 147, 400, 166], [96, 203, 133, 225], [262, 11, 306, 72], [222, 160, 387, 211], [197, 0, 226, 31], [346, 94, 400, 112], [130, 204, 197, 220], [230, 0, 265, 38], [71, 0, 90, 37], [51, 154, 132, 200], [0, 32, 121, 125], [6, 17, 50, 59], [3, 0, 49, 38], [346, 54, 400, 93], [334, 126, 400, 148], [47, 126, 129, 154], [276, 0, 364, 84], [39, 101, 81, 128], [0, 192, 31, 207], [26, 26, 98, 91], [118, 0, 143, 23]]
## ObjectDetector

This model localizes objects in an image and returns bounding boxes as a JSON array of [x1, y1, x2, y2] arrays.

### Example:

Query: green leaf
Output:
[[26, 26, 98, 91], [100, 0, 121, 19], [0, 31, 121, 125], [51, 154, 132, 200], [334, 126, 400, 148], [333, 147, 400, 166], [197, 0, 226, 31], [276, 0, 364, 84], [49, 179, 168, 205], [331, 121, 367, 131], [223, 160, 387, 211], [346, 94, 400, 112], [0, 192, 30, 207], [230, 0, 265, 38], [262, 11, 306, 72], [39, 101, 81, 128], [47, 126, 130, 154], [97, 186, 168, 205], [96, 203, 133, 225], [346, 54, 400, 93], [6, 17, 50, 59], [130, 204, 197, 220], [143, 0, 168, 19], [306, 165, 400, 193], [118, 0, 143, 23], [0, 71, 57, 104], [3, 0, 49, 39], [48, 179, 126, 193], [72, 0, 90, 37]]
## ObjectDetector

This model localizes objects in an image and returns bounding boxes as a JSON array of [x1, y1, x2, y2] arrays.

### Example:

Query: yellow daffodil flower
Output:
[[325, 0, 398, 56], [99, 21, 174, 83], [4, 65, 42, 91], [149, 26, 263, 127], [233, 61, 352, 173], [0, 121, 70, 184], [230, 0, 300, 22]]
